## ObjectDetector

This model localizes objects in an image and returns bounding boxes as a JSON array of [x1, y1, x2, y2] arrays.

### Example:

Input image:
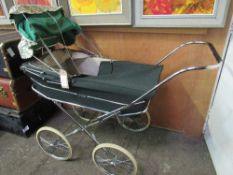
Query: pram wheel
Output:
[[117, 112, 151, 132], [92, 143, 137, 175], [36, 126, 72, 161], [72, 106, 100, 122]]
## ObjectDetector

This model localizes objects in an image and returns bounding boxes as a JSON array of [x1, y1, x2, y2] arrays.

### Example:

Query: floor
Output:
[[0, 111, 216, 175]]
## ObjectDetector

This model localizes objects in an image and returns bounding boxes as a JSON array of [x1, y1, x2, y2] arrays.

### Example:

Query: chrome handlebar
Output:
[[156, 41, 222, 65]]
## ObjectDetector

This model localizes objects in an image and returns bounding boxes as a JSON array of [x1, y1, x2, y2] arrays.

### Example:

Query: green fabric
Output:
[[21, 61, 163, 98], [72, 61, 163, 98], [32, 75, 149, 113], [9, 5, 81, 48]]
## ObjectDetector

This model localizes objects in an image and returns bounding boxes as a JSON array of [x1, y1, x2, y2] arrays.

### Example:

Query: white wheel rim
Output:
[[36, 126, 72, 161], [92, 143, 137, 175]]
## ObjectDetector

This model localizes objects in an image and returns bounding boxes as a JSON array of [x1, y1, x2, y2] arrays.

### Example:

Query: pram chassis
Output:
[[33, 40, 221, 175], [9, 6, 222, 174]]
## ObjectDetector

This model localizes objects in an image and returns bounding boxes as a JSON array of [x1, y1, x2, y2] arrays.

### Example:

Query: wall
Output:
[[204, 22, 233, 175], [73, 2, 233, 137]]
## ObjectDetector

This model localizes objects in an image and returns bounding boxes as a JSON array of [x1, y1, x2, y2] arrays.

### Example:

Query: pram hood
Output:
[[9, 5, 81, 59]]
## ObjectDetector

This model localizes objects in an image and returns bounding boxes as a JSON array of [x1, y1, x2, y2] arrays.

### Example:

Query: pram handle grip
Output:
[[156, 41, 222, 65]]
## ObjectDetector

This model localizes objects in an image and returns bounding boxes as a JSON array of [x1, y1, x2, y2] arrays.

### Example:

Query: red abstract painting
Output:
[[15, 0, 52, 6], [143, 0, 215, 15]]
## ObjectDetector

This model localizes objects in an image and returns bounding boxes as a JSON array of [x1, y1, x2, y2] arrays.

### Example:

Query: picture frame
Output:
[[134, 0, 231, 28], [59, 0, 132, 26], [13, 0, 57, 6], [0, 0, 13, 25]]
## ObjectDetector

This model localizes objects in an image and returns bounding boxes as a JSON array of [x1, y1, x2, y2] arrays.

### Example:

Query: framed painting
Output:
[[134, 0, 231, 27], [0, 1, 5, 17], [13, 0, 57, 6], [59, 0, 132, 26], [0, 0, 12, 24]]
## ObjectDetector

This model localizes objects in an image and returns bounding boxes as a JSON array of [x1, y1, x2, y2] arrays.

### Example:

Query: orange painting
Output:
[[143, 0, 215, 15], [15, 0, 52, 6]]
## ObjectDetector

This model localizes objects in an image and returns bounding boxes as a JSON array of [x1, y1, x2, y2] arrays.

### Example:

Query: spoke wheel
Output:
[[117, 112, 151, 132], [72, 106, 100, 122], [36, 126, 72, 161], [92, 143, 137, 175]]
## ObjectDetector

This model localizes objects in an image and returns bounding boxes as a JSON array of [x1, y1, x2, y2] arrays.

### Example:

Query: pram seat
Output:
[[21, 60, 163, 114]]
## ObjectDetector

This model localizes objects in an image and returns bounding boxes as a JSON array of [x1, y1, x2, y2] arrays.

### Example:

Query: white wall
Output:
[[205, 24, 233, 175]]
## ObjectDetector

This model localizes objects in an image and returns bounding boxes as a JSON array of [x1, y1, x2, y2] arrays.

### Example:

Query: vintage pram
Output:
[[9, 5, 221, 175]]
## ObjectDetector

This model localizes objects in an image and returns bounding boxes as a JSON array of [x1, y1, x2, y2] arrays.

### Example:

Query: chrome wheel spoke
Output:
[[92, 143, 137, 175], [36, 127, 72, 161]]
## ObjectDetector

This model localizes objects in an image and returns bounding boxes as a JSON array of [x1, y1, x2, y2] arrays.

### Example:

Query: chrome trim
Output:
[[31, 79, 81, 96], [32, 55, 59, 74], [46, 80, 61, 85], [32, 84, 147, 116], [65, 120, 101, 137], [86, 95, 132, 106], [55, 102, 100, 145], [205, 63, 222, 70], [80, 32, 103, 57], [118, 100, 150, 117], [39, 38, 64, 70], [24, 68, 42, 78], [32, 86, 108, 113], [31, 77, 146, 106], [87, 95, 146, 106], [24, 68, 61, 85], [27, 62, 57, 74], [156, 41, 221, 65], [23, 66, 45, 75]]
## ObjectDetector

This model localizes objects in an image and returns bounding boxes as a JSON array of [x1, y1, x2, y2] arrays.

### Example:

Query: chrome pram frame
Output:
[[28, 40, 221, 175], [11, 6, 222, 175]]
